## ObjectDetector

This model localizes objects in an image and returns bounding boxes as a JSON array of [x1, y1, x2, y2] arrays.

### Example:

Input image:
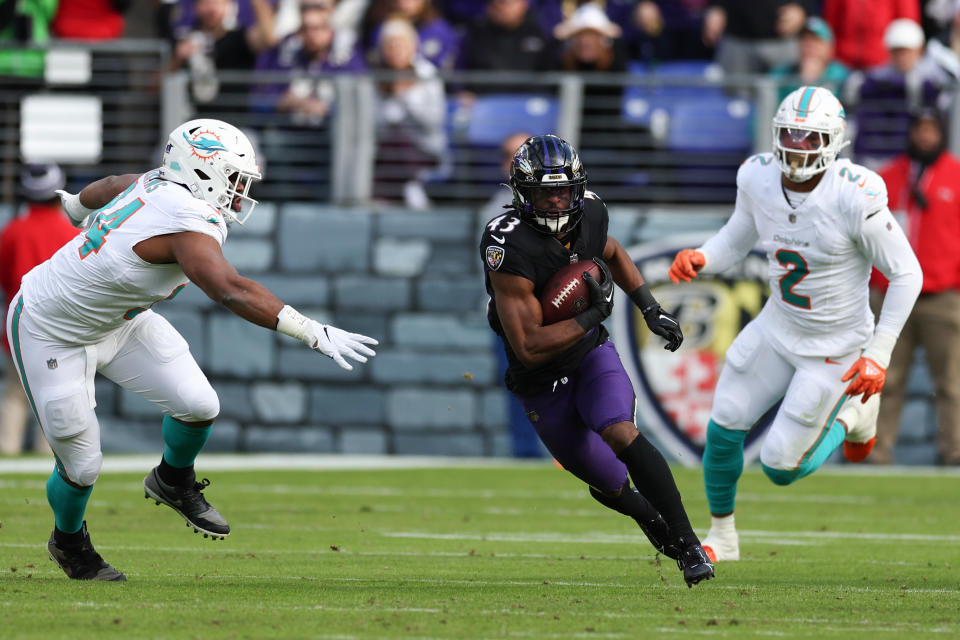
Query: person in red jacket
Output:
[[872, 109, 960, 464], [822, 0, 920, 70], [0, 164, 79, 455]]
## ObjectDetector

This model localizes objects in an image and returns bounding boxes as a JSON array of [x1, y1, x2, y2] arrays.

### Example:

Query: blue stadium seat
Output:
[[666, 96, 754, 153], [622, 61, 725, 127], [621, 60, 723, 128], [462, 94, 559, 146]]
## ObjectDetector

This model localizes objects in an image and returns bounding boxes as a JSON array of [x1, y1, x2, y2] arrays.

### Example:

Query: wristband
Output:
[[574, 306, 604, 331], [276, 304, 310, 343], [862, 331, 897, 369], [629, 284, 658, 315], [57, 190, 97, 225]]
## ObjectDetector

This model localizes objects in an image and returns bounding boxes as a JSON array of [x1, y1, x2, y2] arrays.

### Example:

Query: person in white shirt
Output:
[[5, 118, 377, 581], [667, 86, 922, 563]]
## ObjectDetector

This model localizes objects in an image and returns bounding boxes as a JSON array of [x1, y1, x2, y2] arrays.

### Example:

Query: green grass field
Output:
[[1, 459, 958, 639]]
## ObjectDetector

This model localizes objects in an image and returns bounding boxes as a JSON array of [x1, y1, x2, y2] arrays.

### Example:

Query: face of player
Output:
[[779, 127, 827, 172], [532, 185, 573, 212]]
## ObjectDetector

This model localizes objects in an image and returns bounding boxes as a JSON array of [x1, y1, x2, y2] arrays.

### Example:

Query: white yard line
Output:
[[1, 454, 959, 476]]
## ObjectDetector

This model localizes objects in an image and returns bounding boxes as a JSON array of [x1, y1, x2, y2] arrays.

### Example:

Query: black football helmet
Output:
[[509, 134, 587, 235]]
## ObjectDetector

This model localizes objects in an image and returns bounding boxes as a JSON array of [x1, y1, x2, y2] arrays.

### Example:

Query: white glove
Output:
[[304, 319, 378, 370], [276, 305, 378, 370], [55, 189, 96, 228]]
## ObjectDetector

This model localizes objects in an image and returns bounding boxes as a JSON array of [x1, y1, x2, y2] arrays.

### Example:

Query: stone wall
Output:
[[0, 203, 942, 463]]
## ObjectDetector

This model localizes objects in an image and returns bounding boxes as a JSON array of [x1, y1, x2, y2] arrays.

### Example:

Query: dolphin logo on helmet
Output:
[[161, 119, 262, 224]]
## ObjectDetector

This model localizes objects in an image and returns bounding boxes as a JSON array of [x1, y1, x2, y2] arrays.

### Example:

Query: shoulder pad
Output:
[[832, 161, 888, 220], [736, 153, 777, 192]]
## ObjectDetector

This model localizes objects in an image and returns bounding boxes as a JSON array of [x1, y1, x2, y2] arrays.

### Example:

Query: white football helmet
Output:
[[160, 119, 262, 224], [771, 86, 848, 183]]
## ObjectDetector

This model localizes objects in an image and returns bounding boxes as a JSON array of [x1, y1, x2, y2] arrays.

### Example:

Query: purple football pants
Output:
[[514, 340, 635, 494]]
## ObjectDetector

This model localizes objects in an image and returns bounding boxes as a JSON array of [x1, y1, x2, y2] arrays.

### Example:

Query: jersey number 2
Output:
[[79, 198, 145, 259], [776, 249, 811, 309]]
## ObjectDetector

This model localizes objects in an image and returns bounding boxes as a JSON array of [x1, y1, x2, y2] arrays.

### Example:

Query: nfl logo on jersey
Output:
[[46, 358, 58, 370]]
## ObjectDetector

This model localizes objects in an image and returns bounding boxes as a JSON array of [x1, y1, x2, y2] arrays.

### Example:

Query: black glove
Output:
[[644, 306, 683, 352], [575, 258, 614, 331], [630, 284, 683, 352]]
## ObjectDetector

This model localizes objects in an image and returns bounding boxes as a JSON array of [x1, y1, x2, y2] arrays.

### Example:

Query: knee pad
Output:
[[62, 450, 103, 487], [173, 379, 220, 422], [711, 395, 750, 430], [42, 390, 92, 440]]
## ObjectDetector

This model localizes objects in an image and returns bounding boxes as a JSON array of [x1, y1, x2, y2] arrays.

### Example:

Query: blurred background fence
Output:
[[0, 38, 951, 464]]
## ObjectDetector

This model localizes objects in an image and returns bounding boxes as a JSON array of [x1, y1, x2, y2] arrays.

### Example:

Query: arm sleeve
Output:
[[858, 206, 922, 356], [696, 188, 760, 274]]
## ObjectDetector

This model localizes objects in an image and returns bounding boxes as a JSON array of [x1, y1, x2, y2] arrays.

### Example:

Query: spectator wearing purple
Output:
[[456, 0, 558, 94], [372, 17, 448, 208], [850, 18, 949, 168], [254, 3, 365, 125], [605, 0, 713, 62], [703, 1, 812, 76], [439, 0, 563, 35], [362, 0, 459, 71], [170, 0, 277, 104]]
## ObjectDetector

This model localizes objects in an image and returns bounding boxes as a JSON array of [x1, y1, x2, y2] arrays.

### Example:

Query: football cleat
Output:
[[676, 540, 715, 588], [701, 525, 740, 562], [144, 467, 230, 539], [838, 394, 881, 463], [47, 521, 126, 581]]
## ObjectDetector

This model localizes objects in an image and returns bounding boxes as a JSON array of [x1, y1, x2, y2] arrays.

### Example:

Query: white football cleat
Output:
[[701, 515, 740, 562], [837, 394, 881, 463]]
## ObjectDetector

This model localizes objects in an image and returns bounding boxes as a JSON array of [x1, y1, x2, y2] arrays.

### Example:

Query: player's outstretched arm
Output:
[[490, 270, 608, 368], [166, 232, 377, 370], [56, 173, 141, 227]]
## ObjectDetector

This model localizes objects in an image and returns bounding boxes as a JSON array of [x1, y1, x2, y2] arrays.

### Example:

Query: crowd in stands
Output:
[[4, 0, 960, 206]]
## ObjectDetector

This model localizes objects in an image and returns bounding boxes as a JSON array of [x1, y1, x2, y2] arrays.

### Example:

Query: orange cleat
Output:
[[843, 436, 876, 463], [702, 545, 718, 563]]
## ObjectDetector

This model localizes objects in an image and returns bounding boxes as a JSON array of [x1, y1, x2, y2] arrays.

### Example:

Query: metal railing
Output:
[[3, 40, 960, 209]]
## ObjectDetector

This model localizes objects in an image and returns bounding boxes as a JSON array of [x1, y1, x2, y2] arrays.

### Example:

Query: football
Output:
[[540, 260, 604, 325]]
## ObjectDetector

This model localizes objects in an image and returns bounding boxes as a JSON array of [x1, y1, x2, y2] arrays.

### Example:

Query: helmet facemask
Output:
[[509, 134, 588, 236], [773, 126, 834, 183], [771, 86, 847, 183], [516, 180, 587, 234]]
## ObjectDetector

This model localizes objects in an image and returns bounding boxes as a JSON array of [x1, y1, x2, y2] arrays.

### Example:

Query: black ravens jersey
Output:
[[480, 192, 610, 396]]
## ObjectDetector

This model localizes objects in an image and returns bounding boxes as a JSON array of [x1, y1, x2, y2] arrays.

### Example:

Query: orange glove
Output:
[[668, 249, 706, 283], [841, 357, 886, 403]]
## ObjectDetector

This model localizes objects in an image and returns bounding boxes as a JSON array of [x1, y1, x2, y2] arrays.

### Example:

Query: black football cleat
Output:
[[144, 467, 230, 539], [47, 522, 126, 581], [677, 540, 715, 588]]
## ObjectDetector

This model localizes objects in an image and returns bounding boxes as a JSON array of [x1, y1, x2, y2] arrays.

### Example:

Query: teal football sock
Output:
[[46, 469, 92, 535], [703, 420, 747, 515], [161, 415, 212, 469]]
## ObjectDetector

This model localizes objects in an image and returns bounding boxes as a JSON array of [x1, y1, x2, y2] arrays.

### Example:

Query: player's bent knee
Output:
[[65, 451, 103, 487], [711, 398, 749, 431], [761, 462, 801, 485], [173, 380, 220, 422], [782, 377, 829, 428]]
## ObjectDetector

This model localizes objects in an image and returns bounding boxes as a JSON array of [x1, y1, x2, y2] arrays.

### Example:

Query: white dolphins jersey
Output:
[[698, 154, 920, 356], [19, 169, 228, 344]]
